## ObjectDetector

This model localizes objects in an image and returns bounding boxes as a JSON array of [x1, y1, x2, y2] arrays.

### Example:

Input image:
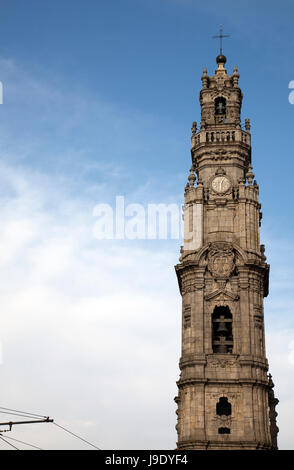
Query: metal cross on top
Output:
[[213, 25, 230, 55]]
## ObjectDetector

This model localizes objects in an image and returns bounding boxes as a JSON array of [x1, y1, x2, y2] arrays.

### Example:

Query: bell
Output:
[[217, 321, 228, 334], [217, 343, 227, 353], [216, 336, 228, 354]]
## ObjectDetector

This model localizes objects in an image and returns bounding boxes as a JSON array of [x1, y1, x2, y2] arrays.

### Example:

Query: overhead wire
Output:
[[0, 406, 48, 450], [53, 422, 101, 450], [2, 435, 43, 450], [0, 410, 49, 420], [0, 434, 19, 450], [0, 405, 102, 450], [0, 406, 47, 419]]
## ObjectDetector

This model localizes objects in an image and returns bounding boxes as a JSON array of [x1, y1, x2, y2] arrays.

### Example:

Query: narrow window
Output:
[[215, 97, 226, 116], [212, 306, 233, 353]]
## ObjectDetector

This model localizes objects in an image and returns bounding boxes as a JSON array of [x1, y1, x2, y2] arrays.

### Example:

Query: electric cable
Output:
[[3, 435, 43, 450], [0, 410, 49, 420], [0, 406, 101, 450], [53, 422, 101, 450], [0, 406, 47, 418], [0, 434, 19, 450]]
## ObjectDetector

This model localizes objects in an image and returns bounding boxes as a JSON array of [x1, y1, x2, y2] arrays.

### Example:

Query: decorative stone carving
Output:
[[217, 279, 227, 290], [208, 357, 237, 369], [208, 242, 235, 280], [182, 281, 196, 294], [210, 89, 230, 99], [209, 391, 241, 401], [216, 415, 232, 428], [204, 288, 239, 302]]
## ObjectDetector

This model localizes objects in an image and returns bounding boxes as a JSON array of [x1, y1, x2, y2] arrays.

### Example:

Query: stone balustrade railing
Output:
[[192, 129, 251, 147]]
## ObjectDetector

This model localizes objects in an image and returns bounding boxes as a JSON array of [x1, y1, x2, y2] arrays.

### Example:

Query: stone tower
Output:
[[174, 54, 279, 450]]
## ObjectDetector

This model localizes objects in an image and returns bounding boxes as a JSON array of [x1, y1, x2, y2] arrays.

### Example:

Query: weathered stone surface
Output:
[[175, 55, 278, 450]]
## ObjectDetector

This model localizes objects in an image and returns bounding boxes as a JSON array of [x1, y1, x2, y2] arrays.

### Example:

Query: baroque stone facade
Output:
[[174, 54, 279, 450]]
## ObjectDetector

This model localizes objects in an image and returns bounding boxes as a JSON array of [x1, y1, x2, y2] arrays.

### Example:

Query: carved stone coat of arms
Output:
[[207, 242, 235, 279]]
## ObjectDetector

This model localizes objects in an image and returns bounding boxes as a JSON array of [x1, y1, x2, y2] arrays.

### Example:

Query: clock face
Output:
[[211, 176, 231, 194]]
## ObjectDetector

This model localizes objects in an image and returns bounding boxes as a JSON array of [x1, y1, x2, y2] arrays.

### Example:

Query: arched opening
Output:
[[215, 97, 226, 116], [216, 397, 232, 416], [212, 306, 233, 353]]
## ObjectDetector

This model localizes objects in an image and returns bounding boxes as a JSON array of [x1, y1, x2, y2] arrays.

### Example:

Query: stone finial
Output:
[[215, 55, 227, 74], [268, 373, 274, 388], [201, 68, 209, 88], [179, 245, 184, 262], [197, 176, 203, 186], [246, 164, 255, 185], [232, 66, 240, 87], [260, 244, 267, 261], [216, 55, 227, 65], [188, 167, 196, 187], [191, 121, 197, 135], [245, 118, 251, 132]]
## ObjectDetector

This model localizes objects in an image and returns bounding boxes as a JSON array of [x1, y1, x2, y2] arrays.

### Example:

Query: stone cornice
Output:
[[179, 354, 268, 371], [177, 377, 270, 388]]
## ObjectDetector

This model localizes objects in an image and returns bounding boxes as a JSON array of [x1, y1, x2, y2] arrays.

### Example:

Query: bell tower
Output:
[[174, 54, 279, 450]]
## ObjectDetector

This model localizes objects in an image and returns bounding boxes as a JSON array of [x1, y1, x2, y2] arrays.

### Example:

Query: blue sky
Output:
[[0, 0, 293, 450], [0, 0, 293, 219]]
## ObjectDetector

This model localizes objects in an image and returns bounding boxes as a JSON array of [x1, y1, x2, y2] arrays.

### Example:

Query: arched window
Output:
[[216, 397, 232, 416], [215, 97, 226, 116], [212, 306, 233, 353]]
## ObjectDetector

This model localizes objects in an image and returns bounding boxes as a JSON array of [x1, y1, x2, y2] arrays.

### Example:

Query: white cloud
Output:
[[0, 154, 292, 449], [0, 160, 181, 449]]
